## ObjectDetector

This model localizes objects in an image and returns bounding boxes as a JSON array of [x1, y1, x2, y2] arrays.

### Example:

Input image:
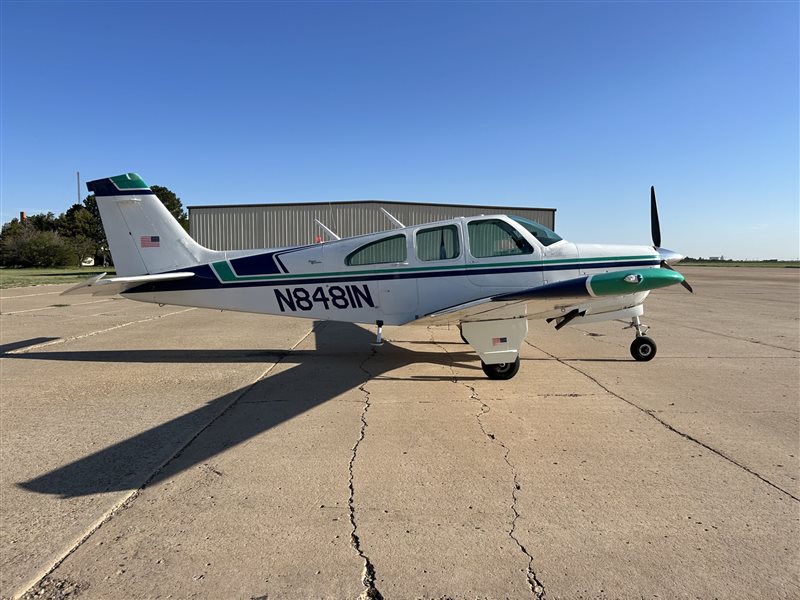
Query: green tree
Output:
[[82, 194, 111, 265], [0, 223, 72, 267], [150, 185, 188, 230], [58, 204, 99, 265], [26, 212, 59, 232], [1, 217, 26, 240]]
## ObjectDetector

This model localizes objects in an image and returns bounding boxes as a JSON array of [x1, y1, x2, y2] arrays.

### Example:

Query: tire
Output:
[[481, 357, 521, 380], [630, 336, 657, 361]]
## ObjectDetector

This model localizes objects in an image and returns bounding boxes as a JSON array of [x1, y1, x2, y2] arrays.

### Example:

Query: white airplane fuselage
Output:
[[121, 214, 658, 326]]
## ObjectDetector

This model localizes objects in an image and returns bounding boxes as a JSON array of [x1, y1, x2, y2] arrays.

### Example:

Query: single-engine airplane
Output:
[[64, 173, 692, 379]]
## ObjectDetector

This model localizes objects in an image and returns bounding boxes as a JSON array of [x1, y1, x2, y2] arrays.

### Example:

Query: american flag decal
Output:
[[140, 235, 160, 248], [492, 337, 508, 346]]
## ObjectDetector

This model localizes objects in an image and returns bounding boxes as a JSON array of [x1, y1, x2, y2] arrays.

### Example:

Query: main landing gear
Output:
[[461, 318, 528, 380], [481, 357, 521, 380], [626, 316, 657, 361]]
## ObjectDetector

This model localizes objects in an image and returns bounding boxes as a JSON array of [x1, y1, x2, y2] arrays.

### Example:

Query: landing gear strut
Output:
[[373, 320, 384, 346], [626, 316, 656, 361]]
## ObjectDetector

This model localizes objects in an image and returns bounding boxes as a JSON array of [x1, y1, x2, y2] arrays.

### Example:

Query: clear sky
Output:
[[2, 1, 798, 259]]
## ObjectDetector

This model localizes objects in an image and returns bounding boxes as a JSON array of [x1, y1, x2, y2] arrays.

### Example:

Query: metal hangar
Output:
[[189, 199, 556, 250]]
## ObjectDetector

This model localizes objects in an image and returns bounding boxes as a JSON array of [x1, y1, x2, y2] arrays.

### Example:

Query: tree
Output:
[[58, 204, 99, 265], [150, 185, 188, 231], [82, 194, 111, 265], [26, 212, 59, 232], [0, 222, 72, 267], [1, 217, 27, 240]]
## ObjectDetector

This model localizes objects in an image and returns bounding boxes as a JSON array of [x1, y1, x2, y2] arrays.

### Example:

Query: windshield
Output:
[[510, 216, 562, 247]]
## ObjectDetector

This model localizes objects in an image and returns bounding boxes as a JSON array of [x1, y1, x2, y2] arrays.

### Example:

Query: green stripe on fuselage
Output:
[[211, 261, 239, 282], [210, 255, 659, 284]]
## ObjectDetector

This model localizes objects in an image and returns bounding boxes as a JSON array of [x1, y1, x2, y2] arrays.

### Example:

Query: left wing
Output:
[[419, 268, 684, 325]]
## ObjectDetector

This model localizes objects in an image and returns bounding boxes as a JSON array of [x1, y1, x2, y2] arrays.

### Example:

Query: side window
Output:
[[346, 234, 407, 266], [468, 219, 533, 258], [416, 225, 460, 261]]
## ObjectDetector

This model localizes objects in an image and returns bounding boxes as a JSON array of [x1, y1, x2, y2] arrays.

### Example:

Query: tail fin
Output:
[[87, 173, 219, 276]]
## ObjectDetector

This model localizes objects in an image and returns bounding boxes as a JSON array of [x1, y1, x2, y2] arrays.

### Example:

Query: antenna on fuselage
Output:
[[380, 207, 404, 229], [315, 219, 340, 241]]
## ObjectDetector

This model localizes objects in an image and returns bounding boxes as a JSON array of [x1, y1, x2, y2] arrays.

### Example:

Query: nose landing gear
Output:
[[626, 316, 657, 361]]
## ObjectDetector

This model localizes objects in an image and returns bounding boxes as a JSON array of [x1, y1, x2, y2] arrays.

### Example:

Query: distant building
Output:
[[709, 256, 725, 261], [188, 199, 556, 251]]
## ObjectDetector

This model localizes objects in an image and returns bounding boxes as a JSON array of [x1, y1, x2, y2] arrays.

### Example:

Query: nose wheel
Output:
[[626, 316, 657, 361], [630, 336, 657, 361]]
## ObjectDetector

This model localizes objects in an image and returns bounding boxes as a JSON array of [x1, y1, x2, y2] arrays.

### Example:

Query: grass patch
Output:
[[0, 267, 116, 289]]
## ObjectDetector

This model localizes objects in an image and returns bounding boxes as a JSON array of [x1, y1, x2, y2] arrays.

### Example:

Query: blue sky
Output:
[[2, 1, 798, 259]]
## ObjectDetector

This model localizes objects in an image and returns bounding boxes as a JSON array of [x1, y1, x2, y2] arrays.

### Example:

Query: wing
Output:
[[61, 272, 195, 296], [418, 268, 684, 325]]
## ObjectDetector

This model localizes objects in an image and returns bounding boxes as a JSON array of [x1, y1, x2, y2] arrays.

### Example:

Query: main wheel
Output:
[[481, 357, 520, 380], [630, 336, 657, 361]]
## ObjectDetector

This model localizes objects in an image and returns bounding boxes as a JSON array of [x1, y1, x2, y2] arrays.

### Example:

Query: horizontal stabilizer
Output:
[[61, 272, 195, 296]]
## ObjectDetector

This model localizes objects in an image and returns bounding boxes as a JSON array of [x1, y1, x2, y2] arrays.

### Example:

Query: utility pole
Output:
[[77, 171, 81, 204]]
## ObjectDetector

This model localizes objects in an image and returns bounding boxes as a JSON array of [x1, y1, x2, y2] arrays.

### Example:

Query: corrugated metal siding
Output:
[[189, 201, 556, 251]]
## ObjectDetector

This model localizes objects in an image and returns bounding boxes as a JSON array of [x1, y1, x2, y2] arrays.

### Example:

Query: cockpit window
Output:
[[346, 234, 407, 266], [510, 216, 562, 247], [468, 219, 533, 258], [416, 225, 460, 261]]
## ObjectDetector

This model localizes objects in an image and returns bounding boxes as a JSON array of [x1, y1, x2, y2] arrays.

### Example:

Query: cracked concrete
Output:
[[472, 384, 546, 600], [2, 266, 798, 599], [526, 339, 800, 503], [350, 350, 383, 600], [433, 329, 546, 600]]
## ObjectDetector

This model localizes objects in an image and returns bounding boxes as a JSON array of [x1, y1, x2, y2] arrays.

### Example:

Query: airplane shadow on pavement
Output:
[[13, 321, 477, 498]]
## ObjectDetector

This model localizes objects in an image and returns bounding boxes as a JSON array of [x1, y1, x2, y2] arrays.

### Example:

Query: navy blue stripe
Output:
[[125, 260, 659, 294], [229, 252, 282, 277], [274, 255, 289, 273], [495, 277, 591, 301]]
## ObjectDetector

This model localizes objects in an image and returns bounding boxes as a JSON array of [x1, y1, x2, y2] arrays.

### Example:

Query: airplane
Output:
[[64, 173, 692, 380]]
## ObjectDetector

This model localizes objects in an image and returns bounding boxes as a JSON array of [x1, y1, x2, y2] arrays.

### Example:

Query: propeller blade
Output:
[[651, 185, 662, 248], [660, 261, 693, 293]]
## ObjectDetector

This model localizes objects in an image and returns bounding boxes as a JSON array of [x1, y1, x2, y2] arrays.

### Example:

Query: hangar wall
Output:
[[188, 200, 556, 251]]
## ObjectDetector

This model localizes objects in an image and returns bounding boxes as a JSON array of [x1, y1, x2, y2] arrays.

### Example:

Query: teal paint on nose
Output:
[[589, 268, 684, 296]]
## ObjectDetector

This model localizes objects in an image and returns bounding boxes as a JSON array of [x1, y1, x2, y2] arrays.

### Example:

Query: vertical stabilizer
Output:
[[87, 173, 219, 276]]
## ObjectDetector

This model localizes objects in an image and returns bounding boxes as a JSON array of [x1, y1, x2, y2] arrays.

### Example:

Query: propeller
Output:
[[650, 186, 693, 293], [650, 186, 661, 249]]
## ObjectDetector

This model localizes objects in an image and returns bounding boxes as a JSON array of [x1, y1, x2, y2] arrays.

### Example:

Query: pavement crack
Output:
[[430, 328, 546, 599], [349, 348, 383, 600], [526, 340, 800, 504]]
